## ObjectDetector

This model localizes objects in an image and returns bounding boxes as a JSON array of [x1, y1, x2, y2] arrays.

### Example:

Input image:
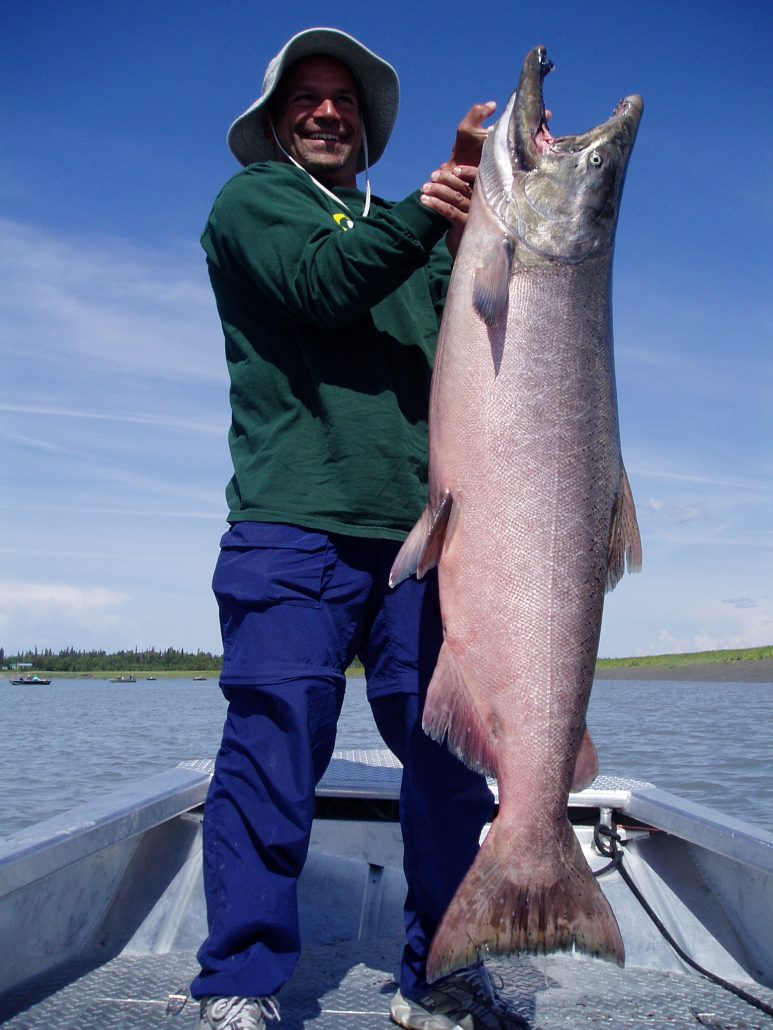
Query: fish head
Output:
[[480, 45, 643, 265]]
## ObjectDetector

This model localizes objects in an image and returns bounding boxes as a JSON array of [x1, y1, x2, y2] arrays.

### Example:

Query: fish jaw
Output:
[[480, 45, 643, 266]]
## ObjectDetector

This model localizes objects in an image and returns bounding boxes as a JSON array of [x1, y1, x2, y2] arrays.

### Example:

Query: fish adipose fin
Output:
[[426, 817, 625, 983], [422, 643, 497, 776], [606, 465, 642, 592], [388, 490, 453, 587], [473, 238, 513, 328], [571, 725, 599, 791]]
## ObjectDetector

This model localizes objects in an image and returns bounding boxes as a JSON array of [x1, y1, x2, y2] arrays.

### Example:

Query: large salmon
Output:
[[390, 46, 643, 980]]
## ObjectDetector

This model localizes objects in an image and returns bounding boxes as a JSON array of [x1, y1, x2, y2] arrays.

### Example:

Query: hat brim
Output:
[[227, 27, 400, 172]]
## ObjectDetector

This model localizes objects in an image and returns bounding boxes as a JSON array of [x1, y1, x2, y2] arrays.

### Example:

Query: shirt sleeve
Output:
[[202, 164, 450, 330], [426, 238, 453, 321]]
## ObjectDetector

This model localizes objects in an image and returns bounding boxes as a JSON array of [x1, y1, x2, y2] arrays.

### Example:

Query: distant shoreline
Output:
[[3, 659, 771, 684], [594, 657, 773, 684]]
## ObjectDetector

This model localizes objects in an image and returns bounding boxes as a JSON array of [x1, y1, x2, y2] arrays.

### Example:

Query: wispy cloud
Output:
[[0, 582, 132, 645], [650, 622, 771, 655], [646, 497, 703, 523], [632, 466, 773, 494], [0, 218, 225, 387], [0, 403, 223, 435], [0, 582, 129, 611]]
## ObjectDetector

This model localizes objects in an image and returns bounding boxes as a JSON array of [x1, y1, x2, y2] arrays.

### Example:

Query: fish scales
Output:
[[390, 45, 643, 980]]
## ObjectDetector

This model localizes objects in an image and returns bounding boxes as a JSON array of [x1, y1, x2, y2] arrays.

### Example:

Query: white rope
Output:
[[269, 118, 371, 218]]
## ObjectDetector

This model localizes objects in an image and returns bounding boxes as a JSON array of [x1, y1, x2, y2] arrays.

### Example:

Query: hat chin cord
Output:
[[269, 118, 372, 218]]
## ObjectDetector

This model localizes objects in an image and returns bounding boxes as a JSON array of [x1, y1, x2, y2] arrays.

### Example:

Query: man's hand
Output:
[[419, 102, 497, 256], [448, 101, 497, 169], [420, 165, 476, 256]]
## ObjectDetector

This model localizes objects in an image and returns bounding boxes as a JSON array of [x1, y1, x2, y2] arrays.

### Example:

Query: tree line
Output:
[[2, 647, 222, 673]]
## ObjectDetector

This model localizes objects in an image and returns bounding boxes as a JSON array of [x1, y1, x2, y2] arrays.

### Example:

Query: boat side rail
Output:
[[2, 749, 771, 895], [622, 784, 773, 875], [0, 763, 211, 897], [321, 751, 773, 876]]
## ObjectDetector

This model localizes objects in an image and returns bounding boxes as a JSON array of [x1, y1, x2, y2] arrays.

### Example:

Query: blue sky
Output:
[[2, 0, 771, 659]]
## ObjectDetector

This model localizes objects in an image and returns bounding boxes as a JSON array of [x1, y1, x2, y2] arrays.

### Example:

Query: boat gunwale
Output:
[[1, 751, 772, 901]]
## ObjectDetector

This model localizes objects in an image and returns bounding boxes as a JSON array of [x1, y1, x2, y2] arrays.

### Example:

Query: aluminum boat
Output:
[[1, 750, 772, 1028]]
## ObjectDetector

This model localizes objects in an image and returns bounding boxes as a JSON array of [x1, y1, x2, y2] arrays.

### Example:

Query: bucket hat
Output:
[[227, 27, 400, 172]]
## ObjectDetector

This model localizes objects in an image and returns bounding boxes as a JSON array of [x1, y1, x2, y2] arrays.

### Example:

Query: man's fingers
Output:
[[427, 166, 476, 196], [450, 101, 497, 168], [420, 193, 467, 223], [458, 100, 497, 134], [421, 177, 471, 216]]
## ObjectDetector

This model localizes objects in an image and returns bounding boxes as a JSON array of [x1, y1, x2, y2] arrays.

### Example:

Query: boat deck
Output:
[[3, 942, 772, 1028], [1, 750, 772, 1028]]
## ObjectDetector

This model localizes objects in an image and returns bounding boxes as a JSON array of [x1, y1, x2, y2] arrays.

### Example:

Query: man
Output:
[[192, 27, 526, 1030]]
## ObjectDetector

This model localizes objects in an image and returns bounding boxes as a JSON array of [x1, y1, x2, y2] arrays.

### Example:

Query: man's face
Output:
[[268, 56, 362, 188]]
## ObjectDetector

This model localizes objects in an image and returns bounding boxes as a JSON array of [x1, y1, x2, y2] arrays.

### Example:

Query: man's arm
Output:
[[204, 163, 452, 329]]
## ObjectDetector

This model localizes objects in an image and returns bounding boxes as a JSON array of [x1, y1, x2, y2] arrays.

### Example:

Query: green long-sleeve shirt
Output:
[[202, 161, 452, 540]]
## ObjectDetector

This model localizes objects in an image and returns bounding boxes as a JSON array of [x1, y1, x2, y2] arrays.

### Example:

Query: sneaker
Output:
[[389, 964, 528, 1029], [199, 995, 280, 1029]]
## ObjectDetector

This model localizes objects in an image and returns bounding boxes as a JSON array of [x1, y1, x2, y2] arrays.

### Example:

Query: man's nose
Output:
[[313, 98, 338, 119]]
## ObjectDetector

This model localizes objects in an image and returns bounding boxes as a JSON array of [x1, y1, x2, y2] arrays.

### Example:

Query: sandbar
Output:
[[595, 658, 773, 684]]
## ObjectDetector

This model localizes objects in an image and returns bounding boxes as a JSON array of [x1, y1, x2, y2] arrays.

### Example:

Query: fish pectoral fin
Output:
[[571, 724, 599, 791], [422, 642, 496, 777], [606, 465, 642, 592], [388, 491, 453, 587], [473, 237, 513, 328], [426, 819, 625, 983]]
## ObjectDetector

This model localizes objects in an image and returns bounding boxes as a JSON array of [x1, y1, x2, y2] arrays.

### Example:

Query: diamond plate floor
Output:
[[2, 940, 771, 1029]]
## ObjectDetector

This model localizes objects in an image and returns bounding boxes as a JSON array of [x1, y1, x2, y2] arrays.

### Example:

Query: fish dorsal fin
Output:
[[606, 465, 642, 592], [388, 490, 453, 587], [473, 238, 513, 328]]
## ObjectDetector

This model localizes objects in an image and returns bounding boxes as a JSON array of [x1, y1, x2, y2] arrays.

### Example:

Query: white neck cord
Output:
[[269, 118, 371, 218]]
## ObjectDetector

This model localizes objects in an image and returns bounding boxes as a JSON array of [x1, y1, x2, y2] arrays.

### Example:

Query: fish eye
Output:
[[589, 152, 603, 168]]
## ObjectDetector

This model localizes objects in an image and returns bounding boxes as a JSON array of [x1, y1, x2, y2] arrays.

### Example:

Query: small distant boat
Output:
[[192, 676, 207, 681], [145, 677, 157, 681], [9, 676, 51, 686], [109, 676, 136, 684]]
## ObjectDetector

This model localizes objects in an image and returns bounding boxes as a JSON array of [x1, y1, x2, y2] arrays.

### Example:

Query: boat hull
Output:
[[1, 752, 772, 1025]]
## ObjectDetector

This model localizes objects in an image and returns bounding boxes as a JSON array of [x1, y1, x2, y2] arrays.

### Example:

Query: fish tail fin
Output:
[[606, 464, 642, 591], [422, 642, 496, 776], [389, 490, 454, 587], [427, 817, 624, 982]]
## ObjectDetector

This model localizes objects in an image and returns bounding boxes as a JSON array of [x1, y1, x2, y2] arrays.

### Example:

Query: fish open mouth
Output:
[[511, 46, 643, 166], [476, 45, 644, 266]]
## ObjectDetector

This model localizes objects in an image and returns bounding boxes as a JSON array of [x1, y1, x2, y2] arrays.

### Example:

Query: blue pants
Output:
[[191, 522, 493, 1001]]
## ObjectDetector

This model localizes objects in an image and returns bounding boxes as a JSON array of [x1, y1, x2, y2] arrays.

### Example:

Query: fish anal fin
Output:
[[606, 465, 642, 592], [427, 819, 624, 983], [473, 238, 513, 328], [423, 642, 495, 777], [571, 724, 599, 792]]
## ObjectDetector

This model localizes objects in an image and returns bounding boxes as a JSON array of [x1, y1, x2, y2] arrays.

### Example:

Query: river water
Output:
[[1, 676, 771, 838]]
